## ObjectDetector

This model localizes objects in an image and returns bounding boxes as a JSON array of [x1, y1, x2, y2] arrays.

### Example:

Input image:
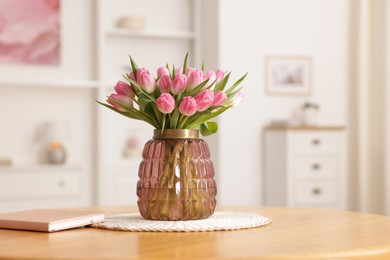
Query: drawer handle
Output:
[[312, 139, 321, 146], [312, 163, 321, 170], [58, 181, 66, 188], [312, 188, 321, 195]]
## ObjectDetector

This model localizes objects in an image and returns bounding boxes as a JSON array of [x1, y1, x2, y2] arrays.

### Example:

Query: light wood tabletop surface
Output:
[[1, 205, 390, 259]]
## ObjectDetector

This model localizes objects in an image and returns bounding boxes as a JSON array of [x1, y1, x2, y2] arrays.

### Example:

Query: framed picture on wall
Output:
[[0, 0, 60, 65], [264, 55, 312, 96]]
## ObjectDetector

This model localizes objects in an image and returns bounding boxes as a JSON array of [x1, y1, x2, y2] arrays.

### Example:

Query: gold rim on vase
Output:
[[153, 129, 199, 139]]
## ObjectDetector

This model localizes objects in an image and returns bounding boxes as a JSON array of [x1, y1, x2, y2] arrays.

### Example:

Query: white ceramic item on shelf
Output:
[[116, 16, 145, 30]]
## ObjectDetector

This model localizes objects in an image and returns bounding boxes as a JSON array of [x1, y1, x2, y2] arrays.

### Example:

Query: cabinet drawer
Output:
[[292, 132, 339, 154], [0, 172, 80, 198], [294, 157, 338, 179], [294, 182, 338, 204]]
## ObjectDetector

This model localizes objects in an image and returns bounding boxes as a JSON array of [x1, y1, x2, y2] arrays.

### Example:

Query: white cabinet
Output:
[[0, 165, 84, 212], [95, 0, 201, 205], [264, 126, 347, 209]]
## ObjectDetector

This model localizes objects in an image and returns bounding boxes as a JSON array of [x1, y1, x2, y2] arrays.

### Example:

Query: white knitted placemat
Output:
[[92, 211, 272, 232]]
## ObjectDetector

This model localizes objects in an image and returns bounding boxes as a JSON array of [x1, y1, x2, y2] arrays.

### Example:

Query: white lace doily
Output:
[[92, 211, 272, 232]]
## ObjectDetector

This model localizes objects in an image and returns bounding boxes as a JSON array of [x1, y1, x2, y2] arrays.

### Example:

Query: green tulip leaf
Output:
[[182, 52, 189, 75], [225, 72, 248, 95], [214, 72, 231, 92], [96, 100, 158, 128], [129, 55, 139, 80], [226, 87, 243, 103], [200, 121, 218, 136], [170, 109, 180, 129], [138, 94, 153, 111], [187, 78, 210, 96]]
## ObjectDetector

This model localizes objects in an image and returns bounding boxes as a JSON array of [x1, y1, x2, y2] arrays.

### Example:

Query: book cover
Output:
[[0, 209, 105, 232]]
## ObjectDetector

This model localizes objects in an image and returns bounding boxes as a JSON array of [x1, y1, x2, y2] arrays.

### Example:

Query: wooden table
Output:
[[1, 206, 390, 259]]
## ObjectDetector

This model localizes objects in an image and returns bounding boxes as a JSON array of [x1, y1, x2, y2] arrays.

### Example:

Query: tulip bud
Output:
[[107, 94, 133, 112], [187, 69, 203, 90], [212, 91, 227, 106], [187, 67, 196, 78], [158, 75, 172, 93], [137, 67, 155, 93], [229, 92, 245, 107], [194, 89, 214, 112], [215, 69, 225, 84], [172, 74, 188, 95], [203, 71, 216, 88], [175, 67, 183, 76], [129, 71, 136, 82], [179, 96, 197, 116], [157, 67, 170, 77], [156, 93, 175, 114], [114, 81, 135, 98]]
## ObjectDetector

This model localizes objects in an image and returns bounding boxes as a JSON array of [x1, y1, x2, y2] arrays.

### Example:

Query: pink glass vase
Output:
[[137, 129, 217, 220]]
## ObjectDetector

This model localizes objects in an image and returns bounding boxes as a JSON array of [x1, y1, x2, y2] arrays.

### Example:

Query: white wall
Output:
[[215, 0, 350, 205]]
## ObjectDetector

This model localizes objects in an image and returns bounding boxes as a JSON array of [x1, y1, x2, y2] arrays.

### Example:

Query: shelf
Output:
[[106, 28, 196, 40], [106, 159, 142, 169], [0, 79, 99, 89], [0, 164, 83, 173]]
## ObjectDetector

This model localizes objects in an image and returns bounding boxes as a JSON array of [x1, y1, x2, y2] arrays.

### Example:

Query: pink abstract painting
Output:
[[0, 0, 60, 65]]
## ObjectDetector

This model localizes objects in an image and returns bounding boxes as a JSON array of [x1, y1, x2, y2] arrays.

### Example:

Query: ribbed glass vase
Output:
[[136, 129, 217, 220]]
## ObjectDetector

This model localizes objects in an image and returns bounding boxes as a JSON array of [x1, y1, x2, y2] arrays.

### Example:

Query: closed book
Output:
[[0, 209, 105, 232]]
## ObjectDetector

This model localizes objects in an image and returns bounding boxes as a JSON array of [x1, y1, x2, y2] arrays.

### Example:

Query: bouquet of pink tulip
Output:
[[98, 53, 246, 136]]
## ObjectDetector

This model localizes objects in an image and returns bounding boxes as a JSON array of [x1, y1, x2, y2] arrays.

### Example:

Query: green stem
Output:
[[178, 116, 189, 129]]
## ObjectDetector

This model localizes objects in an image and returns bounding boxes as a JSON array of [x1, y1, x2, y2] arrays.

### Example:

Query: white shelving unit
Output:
[[95, 0, 202, 205], [106, 28, 196, 40], [0, 1, 97, 211], [0, 165, 85, 212], [0, 80, 99, 89]]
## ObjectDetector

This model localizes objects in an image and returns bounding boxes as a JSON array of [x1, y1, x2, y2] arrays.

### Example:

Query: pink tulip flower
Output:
[[107, 94, 132, 112], [175, 67, 183, 76], [212, 91, 227, 106], [187, 67, 196, 78], [114, 81, 135, 98], [179, 96, 197, 116], [157, 67, 170, 77], [203, 71, 216, 88], [156, 93, 175, 114], [187, 69, 203, 90], [137, 67, 155, 93], [172, 74, 188, 95], [194, 90, 214, 112], [215, 69, 226, 84], [229, 91, 245, 107], [129, 71, 136, 82], [158, 75, 171, 93]]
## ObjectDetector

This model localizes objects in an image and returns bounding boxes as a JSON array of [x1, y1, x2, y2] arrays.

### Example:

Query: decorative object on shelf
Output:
[[122, 136, 140, 159], [301, 101, 320, 125], [0, 155, 12, 167], [116, 16, 146, 30], [97, 53, 246, 220], [265, 55, 312, 96], [0, 0, 60, 65], [37, 120, 70, 164]]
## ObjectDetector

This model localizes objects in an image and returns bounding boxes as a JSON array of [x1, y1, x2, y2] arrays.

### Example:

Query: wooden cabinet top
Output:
[[264, 125, 346, 131]]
